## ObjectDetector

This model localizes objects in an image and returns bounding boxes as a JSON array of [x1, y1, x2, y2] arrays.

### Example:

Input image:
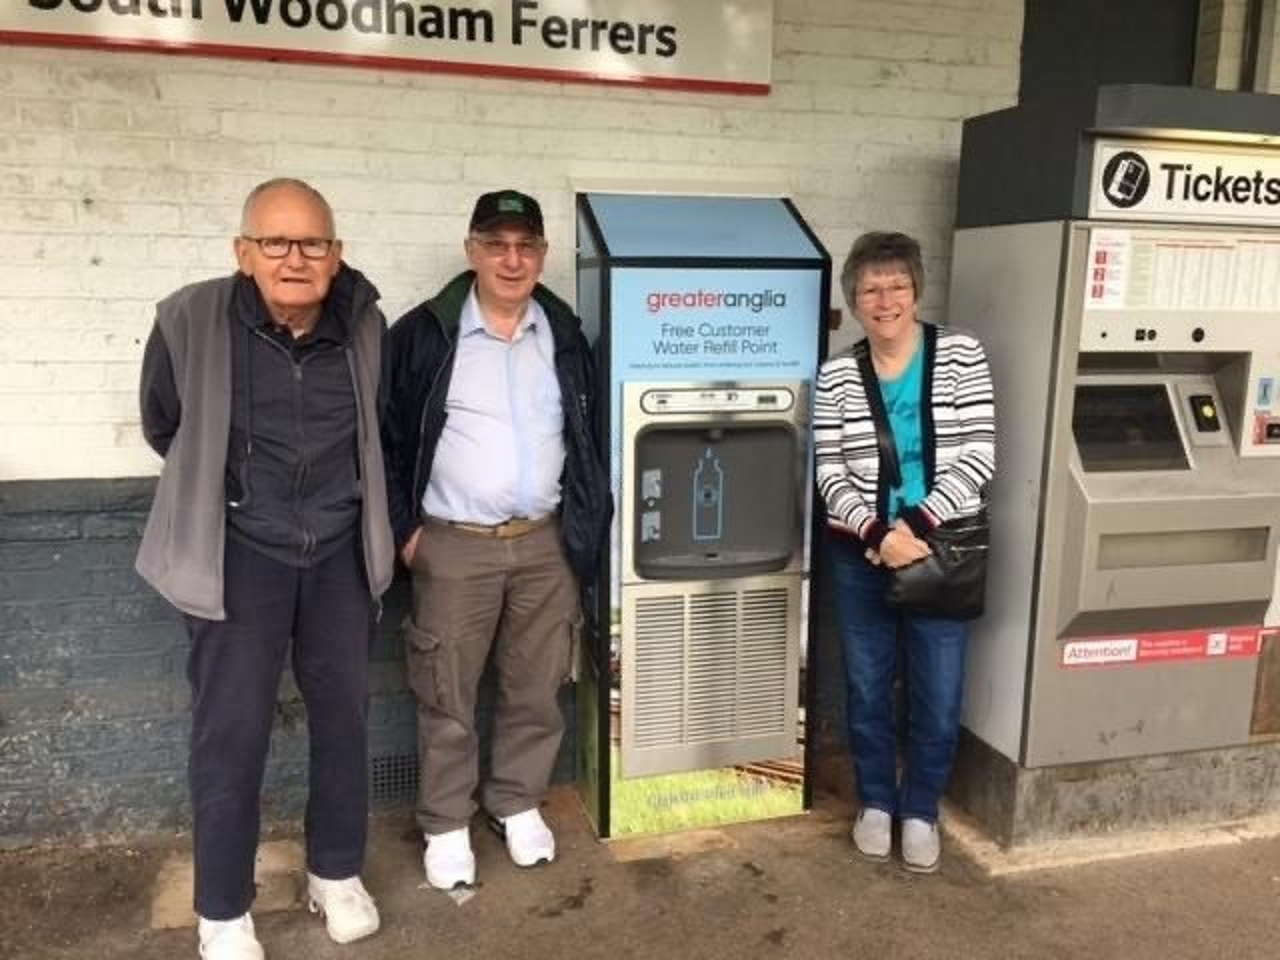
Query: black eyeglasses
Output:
[[240, 236, 336, 259]]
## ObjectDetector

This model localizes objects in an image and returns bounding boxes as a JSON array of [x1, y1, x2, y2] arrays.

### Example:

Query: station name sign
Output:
[[1, 0, 772, 94], [1091, 138, 1280, 227]]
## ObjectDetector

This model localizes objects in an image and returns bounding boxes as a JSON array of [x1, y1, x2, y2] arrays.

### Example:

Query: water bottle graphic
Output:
[[692, 447, 724, 542]]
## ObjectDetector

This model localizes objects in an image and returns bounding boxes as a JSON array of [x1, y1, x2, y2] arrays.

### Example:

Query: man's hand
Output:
[[400, 525, 424, 567], [878, 521, 931, 569]]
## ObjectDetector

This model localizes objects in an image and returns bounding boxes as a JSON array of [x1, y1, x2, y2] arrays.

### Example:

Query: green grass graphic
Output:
[[609, 749, 802, 836]]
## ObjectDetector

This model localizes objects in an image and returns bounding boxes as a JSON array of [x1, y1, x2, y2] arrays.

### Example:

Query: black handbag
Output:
[[855, 344, 989, 621]]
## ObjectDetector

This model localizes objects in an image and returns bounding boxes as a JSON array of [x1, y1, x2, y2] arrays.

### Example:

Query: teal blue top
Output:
[[878, 339, 927, 520]]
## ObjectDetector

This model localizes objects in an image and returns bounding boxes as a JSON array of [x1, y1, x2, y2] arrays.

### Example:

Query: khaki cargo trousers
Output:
[[405, 516, 579, 835]]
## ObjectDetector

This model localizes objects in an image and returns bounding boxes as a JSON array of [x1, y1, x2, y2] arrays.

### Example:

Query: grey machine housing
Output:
[[949, 85, 1280, 770]]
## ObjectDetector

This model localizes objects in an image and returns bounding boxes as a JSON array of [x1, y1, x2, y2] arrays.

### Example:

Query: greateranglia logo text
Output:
[[646, 289, 788, 314], [1102, 150, 1280, 208]]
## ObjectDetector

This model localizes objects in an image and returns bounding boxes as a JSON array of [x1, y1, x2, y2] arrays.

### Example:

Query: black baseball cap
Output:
[[469, 189, 544, 236]]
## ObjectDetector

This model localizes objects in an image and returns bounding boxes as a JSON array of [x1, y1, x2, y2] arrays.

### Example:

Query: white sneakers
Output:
[[851, 807, 892, 862], [493, 807, 556, 868], [424, 826, 477, 889], [306, 873, 381, 943], [198, 875, 378, 959], [423, 808, 556, 889], [852, 809, 942, 872], [900, 817, 941, 873], [197, 914, 264, 960]]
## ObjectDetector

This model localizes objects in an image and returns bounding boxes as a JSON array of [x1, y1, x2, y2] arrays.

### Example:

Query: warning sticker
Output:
[[1061, 626, 1266, 668]]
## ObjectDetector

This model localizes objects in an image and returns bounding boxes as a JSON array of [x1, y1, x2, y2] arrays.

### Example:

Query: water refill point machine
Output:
[[947, 85, 1280, 843], [575, 194, 828, 839]]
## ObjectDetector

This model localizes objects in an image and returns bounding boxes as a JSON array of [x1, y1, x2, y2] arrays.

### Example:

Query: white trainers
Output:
[[306, 873, 380, 944], [901, 817, 941, 873], [492, 807, 556, 868], [851, 807, 892, 862], [424, 826, 476, 889], [197, 913, 264, 960]]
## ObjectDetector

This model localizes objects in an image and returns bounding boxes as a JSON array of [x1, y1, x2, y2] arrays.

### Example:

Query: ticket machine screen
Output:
[[1073, 384, 1189, 472]]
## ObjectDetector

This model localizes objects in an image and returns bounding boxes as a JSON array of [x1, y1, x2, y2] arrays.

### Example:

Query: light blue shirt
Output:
[[422, 286, 565, 524], [879, 339, 927, 520]]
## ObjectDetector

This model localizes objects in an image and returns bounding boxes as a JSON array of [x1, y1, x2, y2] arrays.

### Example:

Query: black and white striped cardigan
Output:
[[814, 323, 996, 549]]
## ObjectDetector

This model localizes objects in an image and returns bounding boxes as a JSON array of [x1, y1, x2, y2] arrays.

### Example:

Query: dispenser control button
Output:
[[641, 468, 663, 501], [1189, 394, 1220, 432]]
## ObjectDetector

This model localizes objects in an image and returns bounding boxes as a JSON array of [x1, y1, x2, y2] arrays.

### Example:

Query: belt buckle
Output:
[[498, 515, 547, 538], [496, 517, 530, 538]]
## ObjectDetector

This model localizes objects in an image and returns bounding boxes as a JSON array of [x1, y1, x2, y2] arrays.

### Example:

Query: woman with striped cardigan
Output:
[[814, 231, 995, 873]]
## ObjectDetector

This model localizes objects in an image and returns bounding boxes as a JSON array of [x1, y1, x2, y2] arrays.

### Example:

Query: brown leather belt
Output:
[[427, 514, 554, 539]]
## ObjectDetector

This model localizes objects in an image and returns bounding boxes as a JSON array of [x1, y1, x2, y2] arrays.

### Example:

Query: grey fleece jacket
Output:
[[135, 273, 395, 620]]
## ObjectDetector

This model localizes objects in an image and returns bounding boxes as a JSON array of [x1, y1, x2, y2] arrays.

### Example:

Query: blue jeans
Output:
[[828, 533, 968, 822]]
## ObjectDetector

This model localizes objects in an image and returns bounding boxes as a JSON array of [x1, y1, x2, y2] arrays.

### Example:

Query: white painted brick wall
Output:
[[0, 0, 1021, 481]]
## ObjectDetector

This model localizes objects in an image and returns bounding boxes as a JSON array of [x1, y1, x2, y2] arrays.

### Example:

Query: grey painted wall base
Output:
[[949, 728, 1280, 848], [17, 473, 1272, 851], [0, 477, 575, 848]]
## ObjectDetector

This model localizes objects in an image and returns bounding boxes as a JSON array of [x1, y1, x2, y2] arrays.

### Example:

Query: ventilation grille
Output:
[[629, 586, 793, 768], [687, 592, 740, 742], [737, 588, 790, 735], [634, 595, 686, 748], [370, 752, 417, 805]]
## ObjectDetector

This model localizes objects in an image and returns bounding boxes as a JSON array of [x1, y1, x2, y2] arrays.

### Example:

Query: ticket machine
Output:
[[946, 85, 1280, 841]]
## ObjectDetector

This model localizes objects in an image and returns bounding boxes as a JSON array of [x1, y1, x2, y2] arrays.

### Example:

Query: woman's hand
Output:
[[878, 524, 931, 569]]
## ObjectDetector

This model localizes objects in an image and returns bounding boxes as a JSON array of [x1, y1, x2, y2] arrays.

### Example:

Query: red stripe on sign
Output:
[[0, 31, 771, 96], [1061, 625, 1263, 668]]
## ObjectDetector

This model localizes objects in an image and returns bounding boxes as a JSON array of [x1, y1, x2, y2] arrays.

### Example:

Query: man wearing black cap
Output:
[[383, 190, 609, 890]]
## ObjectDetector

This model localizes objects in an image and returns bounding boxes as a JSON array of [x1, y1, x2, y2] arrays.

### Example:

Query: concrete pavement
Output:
[[3, 787, 1279, 960]]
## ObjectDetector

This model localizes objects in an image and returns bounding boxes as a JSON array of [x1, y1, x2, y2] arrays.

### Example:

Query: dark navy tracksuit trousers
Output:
[[184, 534, 372, 920]]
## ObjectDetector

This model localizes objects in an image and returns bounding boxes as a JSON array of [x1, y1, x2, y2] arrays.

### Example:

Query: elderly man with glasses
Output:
[[137, 178, 394, 959], [382, 189, 609, 891]]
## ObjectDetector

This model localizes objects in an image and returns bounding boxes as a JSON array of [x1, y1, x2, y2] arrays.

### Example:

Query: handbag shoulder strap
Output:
[[854, 340, 903, 490]]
